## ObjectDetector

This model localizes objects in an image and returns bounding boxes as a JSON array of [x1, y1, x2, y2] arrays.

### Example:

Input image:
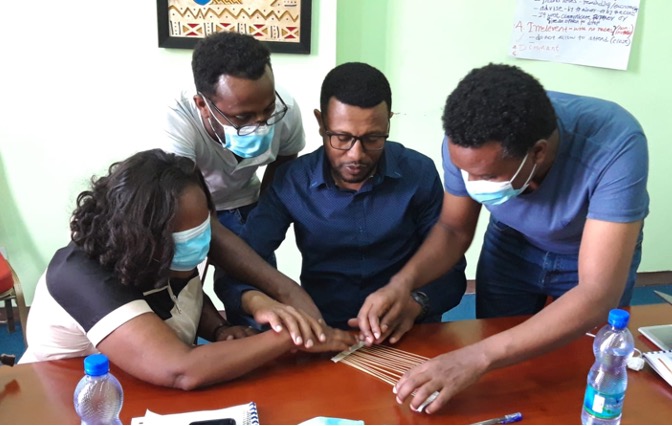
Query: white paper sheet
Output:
[[510, 0, 641, 70]]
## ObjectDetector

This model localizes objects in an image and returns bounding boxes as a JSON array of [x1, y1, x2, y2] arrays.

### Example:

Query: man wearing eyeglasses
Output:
[[162, 31, 328, 348], [217, 62, 467, 343]]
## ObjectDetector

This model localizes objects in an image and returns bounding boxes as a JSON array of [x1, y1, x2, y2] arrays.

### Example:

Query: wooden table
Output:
[[2, 304, 671, 425]]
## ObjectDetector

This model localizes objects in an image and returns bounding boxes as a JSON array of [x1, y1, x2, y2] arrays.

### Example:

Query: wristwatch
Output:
[[411, 291, 430, 323]]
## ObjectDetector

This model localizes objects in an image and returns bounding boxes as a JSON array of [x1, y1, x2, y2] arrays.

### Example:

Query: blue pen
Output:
[[472, 412, 523, 425]]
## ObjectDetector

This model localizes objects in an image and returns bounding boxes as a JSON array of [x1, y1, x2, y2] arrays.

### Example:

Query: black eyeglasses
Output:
[[202, 91, 289, 136], [324, 127, 389, 151]]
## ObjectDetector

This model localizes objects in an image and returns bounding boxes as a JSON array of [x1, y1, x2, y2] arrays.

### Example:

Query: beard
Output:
[[332, 161, 375, 184]]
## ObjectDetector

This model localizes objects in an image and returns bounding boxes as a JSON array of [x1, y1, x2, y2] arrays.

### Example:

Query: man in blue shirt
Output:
[[218, 62, 466, 344], [359, 64, 649, 413]]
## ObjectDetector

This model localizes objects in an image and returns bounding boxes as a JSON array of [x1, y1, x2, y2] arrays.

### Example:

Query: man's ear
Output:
[[193, 94, 210, 118], [532, 138, 549, 164], [313, 109, 325, 137]]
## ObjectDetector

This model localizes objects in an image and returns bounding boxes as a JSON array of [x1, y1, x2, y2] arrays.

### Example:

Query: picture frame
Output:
[[156, 0, 312, 54]]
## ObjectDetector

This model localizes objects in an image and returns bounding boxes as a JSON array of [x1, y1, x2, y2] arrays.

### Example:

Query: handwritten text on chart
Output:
[[510, 0, 640, 70]]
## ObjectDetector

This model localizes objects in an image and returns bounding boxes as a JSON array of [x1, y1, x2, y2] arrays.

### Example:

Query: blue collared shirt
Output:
[[220, 141, 466, 329]]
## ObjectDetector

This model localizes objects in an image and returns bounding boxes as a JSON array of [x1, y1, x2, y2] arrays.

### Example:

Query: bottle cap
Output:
[[83, 353, 110, 376], [607, 309, 630, 329]]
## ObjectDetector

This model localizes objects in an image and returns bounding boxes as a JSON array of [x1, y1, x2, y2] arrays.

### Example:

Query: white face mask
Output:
[[462, 153, 536, 206]]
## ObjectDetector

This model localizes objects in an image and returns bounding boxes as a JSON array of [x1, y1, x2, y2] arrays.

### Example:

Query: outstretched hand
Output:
[[393, 345, 489, 414]]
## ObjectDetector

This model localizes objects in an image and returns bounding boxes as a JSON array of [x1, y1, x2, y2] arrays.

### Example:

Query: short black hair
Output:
[[71, 149, 213, 290], [320, 62, 392, 115], [192, 31, 272, 96], [442, 63, 557, 158]]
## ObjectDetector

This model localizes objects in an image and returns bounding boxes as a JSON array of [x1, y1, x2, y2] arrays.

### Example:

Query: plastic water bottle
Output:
[[73, 353, 124, 425], [581, 309, 634, 425]]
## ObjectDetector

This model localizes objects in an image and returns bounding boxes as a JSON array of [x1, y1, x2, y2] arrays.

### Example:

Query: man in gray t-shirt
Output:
[[162, 31, 323, 348]]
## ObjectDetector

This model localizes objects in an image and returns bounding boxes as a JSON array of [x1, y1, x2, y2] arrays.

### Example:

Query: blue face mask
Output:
[[202, 98, 276, 159], [462, 153, 536, 206], [170, 216, 211, 272], [221, 124, 275, 158]]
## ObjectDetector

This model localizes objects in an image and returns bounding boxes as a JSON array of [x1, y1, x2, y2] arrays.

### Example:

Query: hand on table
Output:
[[275, 282, 324, 322], [349, 282, 414, 345], [348, 294, 422, 345], [300, 326, 358, 354], [242, 290, 327, 348], [393, 345, 489, 414]]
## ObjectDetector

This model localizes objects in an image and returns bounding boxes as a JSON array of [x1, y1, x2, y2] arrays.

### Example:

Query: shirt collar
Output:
[[309, 142, 404, 190]]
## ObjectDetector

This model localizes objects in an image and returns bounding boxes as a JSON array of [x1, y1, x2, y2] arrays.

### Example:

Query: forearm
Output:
[[209, 219, 321, 320], [479, 220, 642, 371], [210, 219, 300, 299], [197, 294, 229, 342], [98, 313, 295, 391], [476, 287, 612, 372], [174, 331, 295, 390]]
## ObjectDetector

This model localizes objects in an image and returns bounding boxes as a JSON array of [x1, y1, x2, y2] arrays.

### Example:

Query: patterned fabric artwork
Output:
[[167, 0, 303, 44]]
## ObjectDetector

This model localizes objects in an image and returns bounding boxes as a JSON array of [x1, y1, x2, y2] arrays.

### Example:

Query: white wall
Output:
[[0, 0, 336, 306]]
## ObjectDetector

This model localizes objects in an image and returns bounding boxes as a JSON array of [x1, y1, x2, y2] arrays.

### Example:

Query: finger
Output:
[[244, 326, 259, 337], [367, 309, 383, 343], [275, 310, 303, 346], [414, 390, 441, 414], [346, 318, 368, 343], [356, 303, 375, 344], [378, 303, 404, 340], [292, 311, 317, 348], [331, 329, 359, 350], [386, 318, 414, 345], [255, 311, 285, 333], [306, 315, 326, 345], [394, 368, 423, 403]]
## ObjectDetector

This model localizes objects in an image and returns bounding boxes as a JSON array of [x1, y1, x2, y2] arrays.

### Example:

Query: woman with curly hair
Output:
[[20, 149, 354, 389]]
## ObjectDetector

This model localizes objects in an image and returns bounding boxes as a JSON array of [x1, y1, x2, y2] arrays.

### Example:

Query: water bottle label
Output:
[[582, 385, 624, 420]]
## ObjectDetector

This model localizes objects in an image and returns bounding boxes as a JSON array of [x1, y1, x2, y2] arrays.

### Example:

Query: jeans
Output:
[[475, 217, 642, 319]]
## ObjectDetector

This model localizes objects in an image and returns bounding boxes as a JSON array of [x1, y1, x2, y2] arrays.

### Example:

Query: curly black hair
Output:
[[70, 149, 214, 291], [192, 31, 272, 97], [320, 62, 392, 115], [442, 63, 557, 158]]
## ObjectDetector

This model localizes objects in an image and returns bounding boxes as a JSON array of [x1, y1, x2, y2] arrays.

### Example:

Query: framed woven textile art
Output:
[[157, 0, 312, 53]]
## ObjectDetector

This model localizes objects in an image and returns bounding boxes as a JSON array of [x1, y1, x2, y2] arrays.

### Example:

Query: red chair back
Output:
[[0, 254, 13, 294]]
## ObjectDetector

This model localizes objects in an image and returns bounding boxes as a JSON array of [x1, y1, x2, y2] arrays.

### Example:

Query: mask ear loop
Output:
[[198, 92, 230, 148]]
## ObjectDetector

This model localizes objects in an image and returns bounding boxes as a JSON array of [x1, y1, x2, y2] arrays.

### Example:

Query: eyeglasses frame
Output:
[[323, 121, 390, 151], [201, 91, 289, 136]]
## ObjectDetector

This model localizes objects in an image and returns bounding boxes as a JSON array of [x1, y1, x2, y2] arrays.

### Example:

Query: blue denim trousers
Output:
[[475, 217, 642, 319]]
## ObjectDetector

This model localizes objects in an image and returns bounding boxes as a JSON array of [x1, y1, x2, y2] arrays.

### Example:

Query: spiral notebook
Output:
[[131, 401, 259, 425], [642, 350, 672, 387]]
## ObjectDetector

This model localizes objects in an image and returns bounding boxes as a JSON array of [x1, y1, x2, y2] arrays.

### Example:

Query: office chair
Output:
[[0, 253, 28, 346]]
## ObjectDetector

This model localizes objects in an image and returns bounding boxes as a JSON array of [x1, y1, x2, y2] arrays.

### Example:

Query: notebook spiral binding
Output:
[[244, 401, 260, 425]]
